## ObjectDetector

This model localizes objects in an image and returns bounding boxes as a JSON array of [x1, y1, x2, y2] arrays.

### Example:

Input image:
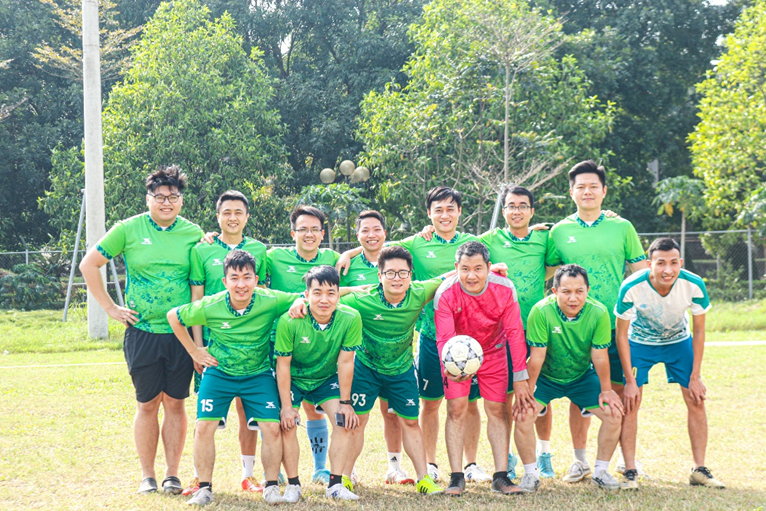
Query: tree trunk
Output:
[[504, 64, 510, 183]]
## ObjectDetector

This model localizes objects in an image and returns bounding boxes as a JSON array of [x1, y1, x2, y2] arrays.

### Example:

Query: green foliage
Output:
[[243, 184, 295, 244], [0, 264, 63, 310], [653, 175, 706, 217], [297, 184, 369, 243], [738, 187, 766, 237]]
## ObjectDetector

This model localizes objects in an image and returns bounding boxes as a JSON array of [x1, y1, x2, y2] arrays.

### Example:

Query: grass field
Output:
[[1, 306, 766, 510]]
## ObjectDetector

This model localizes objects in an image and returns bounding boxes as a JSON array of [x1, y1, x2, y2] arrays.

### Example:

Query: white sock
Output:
[[241, 455, 256, 479], [388, 452, 402, 471], [194, 465, 199, 478], [523, 463, 539, 479], [537, 440, 551, 455], [617, 446, 625, 463], [574, 449, 588, 464], [594, 459, 610, 474]]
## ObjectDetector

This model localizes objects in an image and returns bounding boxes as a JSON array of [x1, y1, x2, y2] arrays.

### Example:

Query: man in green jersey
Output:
[[79, 166, 204, 495], [265, 205, 340, 484], [167, 250, 303, 506], [276, 266, 363, 502], [183, 190, 268, 495], [546, 161, 647, 482], [526, 265, 624, 491]]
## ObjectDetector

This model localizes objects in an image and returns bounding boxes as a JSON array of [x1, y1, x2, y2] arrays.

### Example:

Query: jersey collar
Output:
[[308, 307, 336, 331], [213, 235, 247, 251], [360, 252, 377, 268], [503, 228, 532, 242], [556, 303, 584, 322], [225, 293, 254, 317], [574, 212, 605, 229], [377, 284, 408, 309], [292, 247, 320, 263], [147, 213, 178, 232], [433, 231, 460, 244]]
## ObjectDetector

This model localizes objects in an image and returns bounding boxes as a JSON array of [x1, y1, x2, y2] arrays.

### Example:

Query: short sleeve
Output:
[[339, 292, 359, 310], [690, 280, 711, 315], [592, 309, 612, 349], [330, 250, 341, 265], [624, 223, 646, 264], [189, 245, 205, 286], [526, 306, 549, 348], [478, 230, 493, 246], [342, 312, 363, 351], [96, 221, 126, 260], [176, 299, 208, 328], [614, 284, 636, 320], [420, 277, 443, 302], [545, 230, 561, 267], [265, 249, 276, 278], [256, 248, 268, 284], [274, 290, 303, 316], [387, 235, 415, 252], [274, 313, 294, 357]]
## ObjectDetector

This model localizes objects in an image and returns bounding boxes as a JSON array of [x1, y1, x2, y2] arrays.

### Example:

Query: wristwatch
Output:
[[339, 400, 352, 405]]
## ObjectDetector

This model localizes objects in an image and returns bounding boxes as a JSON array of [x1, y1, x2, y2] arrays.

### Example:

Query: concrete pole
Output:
[[83, 0, 109, 338]]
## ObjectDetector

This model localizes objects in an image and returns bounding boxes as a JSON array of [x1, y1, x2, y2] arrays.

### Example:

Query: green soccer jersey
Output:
[[176, 288, 301, 376], [390, 232, 478, 339], [274, 304, 363, 390], [96, 213, 203, 333], [340, 278, 442, 376], [526, 295, 611, 384], [339, 252, 379, 287], [189, 236, 268, 293], [266, 247, 340, 293], [479, 228, 558, 328], [546, 213, 646, 328]]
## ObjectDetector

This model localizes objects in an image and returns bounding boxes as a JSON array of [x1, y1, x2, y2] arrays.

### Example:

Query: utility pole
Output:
[[83, 0, 109, 338]]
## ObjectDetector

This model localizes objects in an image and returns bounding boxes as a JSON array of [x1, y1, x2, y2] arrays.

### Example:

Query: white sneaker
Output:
[[464, 464, 492, 483], [519, 473, 540, 493], [427, 463, 439, 482], [263, 485, 285, 505], [562, 460, 592, 483], [187, 487, 214, 506], [385, 467, 415, 485], [351, 468, 360, 486], [326, 483, 360, 500], [283, 484, 301, 503], [591, 469, 620, 490]]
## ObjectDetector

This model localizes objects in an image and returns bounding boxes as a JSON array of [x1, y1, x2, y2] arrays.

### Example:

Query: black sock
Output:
[[288, 476, 300, 486], [199, 482, 212, 490], [430, 463, 438, 469], [329, 474, 342, 487], [265, 480, 278, 488], [493, 471, 508, 483], [464, 463, 476, 470]]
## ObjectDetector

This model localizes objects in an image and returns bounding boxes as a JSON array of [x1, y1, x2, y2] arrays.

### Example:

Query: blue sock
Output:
[[306, 418, 329, 471]]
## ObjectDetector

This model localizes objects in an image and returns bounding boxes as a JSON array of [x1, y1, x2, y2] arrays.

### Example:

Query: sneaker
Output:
[[187, 486, 214, 506], [311, 468, 330, 484], [620, 469, 639, 490], [689, 466, 725, 488], [342, 475, 354, 491], [283, 484, 302, 503], [242, 476, 264, 493], [562, 460, 591, 483], [444, 473, 466, 496], [263, 485, 285, 505], [350, 468, 360, 486], [326, 483, 360, 500], [386, 467, 415, 485], [416, 474, 443, 495], [162, 476, 183, 495], [617, 459, 650, 479], [182, 477, 199, 496], [507, 452, 519, 480], [490, 474, 523, 494], [465, 464, 492, 483], [591, 469, 620, 491], [537, 452, 555, 479], [137, 477, 158, 495], [427, 463, 440, 482], [519, 473, 540, 493]]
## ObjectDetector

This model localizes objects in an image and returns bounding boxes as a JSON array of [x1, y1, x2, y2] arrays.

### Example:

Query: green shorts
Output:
[[608, 329, 623, 385], [351, 358, 420, 420], [533, 368, 602, 411], [197, 366, 280, 424], [290, 374, 340, 413], [417, 333, 480, 402]]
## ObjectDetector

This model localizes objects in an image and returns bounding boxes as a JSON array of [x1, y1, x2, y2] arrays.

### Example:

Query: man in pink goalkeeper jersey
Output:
[[434, 241, 539, 496]]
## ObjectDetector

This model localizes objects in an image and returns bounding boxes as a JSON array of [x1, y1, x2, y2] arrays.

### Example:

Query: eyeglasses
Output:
[[294, 227, 323, 234], [148, 193, 181, 204], [381, 270, 412, 280], [503, 205, 531, 212]]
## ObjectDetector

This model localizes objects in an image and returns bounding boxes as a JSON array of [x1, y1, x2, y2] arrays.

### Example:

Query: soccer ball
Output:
[[441, 335, 483, 377]]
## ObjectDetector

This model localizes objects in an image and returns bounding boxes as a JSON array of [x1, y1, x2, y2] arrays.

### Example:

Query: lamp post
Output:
[[317, 160, 370, 246]]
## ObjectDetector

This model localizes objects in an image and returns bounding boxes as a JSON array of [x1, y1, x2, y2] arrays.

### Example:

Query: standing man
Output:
[[615, 238, 724, 489], [434, 242, 538, 495], [183, 190, 268, 495], [526, 265, 625, 491], [546, 161, 646, 482], [79, 166, 204, 495]]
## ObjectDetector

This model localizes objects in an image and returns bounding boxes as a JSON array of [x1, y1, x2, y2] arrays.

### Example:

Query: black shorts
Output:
[[123, 326, 194, 403]]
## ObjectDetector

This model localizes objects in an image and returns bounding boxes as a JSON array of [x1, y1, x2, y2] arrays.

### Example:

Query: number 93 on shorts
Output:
[[350, 358, 420, 420]]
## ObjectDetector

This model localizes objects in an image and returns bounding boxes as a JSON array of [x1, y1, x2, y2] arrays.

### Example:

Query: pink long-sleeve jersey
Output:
[[433, 272, 528, 380]]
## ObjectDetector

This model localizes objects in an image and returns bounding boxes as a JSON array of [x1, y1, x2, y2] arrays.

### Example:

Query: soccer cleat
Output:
[[689, 466, 725, 488], [182, 477, 200, 496], [518, 473, 540, 493], [137, 477, 158, 495], [465, 464, 492, 483], [416, 474, 443, 495], [263, 485, 285, 505], [162, 476, 183, 494], [326, 483, 360, 500], [562, 460, 591, 483], [342, 475, 354, 491], [620, 469, 639, 490], [242, 477, 264, 493], [507, 452, 519, 480], [187, 486, 214, 506], [591, 470, 620, 491], [444, 473, 466, 496], [537, 452, 555, 479], [490, 474, 523, 494], [427, 463, 440, 482], [283, 484, 302, 503], [386, 467, 415, 485], [311, 468, 330, 484]]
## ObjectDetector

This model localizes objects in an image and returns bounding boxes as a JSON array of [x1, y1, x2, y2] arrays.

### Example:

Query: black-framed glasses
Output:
[[382, 269, 412, 280], [294, 227, 323, 234], [503, 205, 531, 212], [148, 193, 181, 204]]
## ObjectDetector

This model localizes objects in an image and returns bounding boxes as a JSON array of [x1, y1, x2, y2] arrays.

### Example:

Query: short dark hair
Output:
[[146, 165, 188, 194], [355, 210, 386, 232], [648, 237, 680, 259], [223, 249, 257, 276], [501, 185, 534, 209], [290, 205, 325, 230], [455, 241, 490, 265], [217, 190, 249, 214], [378, 245, 413, 271], [553, 264, 589, 288], [426, 186, 462, 210], [568, 160, 606, 188], [304, 265, 340, 289]]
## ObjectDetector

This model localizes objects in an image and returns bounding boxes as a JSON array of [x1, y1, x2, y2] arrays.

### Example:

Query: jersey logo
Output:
[[266, 402, 277, 409], [406, 399, 416, 406], [142, 238, 152, 245], [301, 336, 310, 344], [287, 266, 297, 273], [567, 236, 577, 243], [212, 259, 223, 266], [552, 326, 562, 334], [426, 251, 437, 258], [373, 314, 384, 321], [221, 322, 231, 329], [504, 241, 512, 248], [357, 275, 367, 281], [330, 382, 340, 390]]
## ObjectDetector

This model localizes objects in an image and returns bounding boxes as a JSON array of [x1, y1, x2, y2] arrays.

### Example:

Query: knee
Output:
[[260, 423, 282, 442], [136, 396, 162, 414], [421, 399, 441, 414], [602, 410, 622, 429], [162, 395, 186, 413], [447, 404, 468, 422], [400, 418, 419, 430], [484, 402, 507, 421]]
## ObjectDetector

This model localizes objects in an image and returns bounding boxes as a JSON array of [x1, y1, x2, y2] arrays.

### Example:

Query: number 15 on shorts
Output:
[[200, 399, 214, 412]]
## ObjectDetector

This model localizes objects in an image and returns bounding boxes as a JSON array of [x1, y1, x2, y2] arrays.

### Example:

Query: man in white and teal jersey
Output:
[[265, 205, 340, 484], [614, 237, 723, 490], [79, 165, 204, 495], [338, 246, 443, 495], [275, 266, 363, 502], [546, 160, 647, 481], [526, 265, 624, 491], [186, 190, 268, 495], [167, 250, 303, 506]]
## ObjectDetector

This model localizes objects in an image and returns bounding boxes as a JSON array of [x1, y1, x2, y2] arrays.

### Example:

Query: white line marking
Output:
[[706, 341, 766, 347]]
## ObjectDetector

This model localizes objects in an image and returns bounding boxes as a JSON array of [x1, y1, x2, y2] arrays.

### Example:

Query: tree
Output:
[[653, 175, 705, 261], [296, 183, 368, 250]]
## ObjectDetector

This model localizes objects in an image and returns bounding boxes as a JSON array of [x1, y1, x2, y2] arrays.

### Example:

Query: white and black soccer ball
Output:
[[441, 335, 484, 377]]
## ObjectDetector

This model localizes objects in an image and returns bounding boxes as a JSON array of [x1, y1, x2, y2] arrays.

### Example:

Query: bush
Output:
[[0, 264, 63, 310]]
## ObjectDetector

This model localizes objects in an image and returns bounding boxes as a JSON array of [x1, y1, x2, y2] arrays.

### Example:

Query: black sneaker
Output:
[[690, 466, 725, 488], [445, 473, 466, 496], [620, 469, 639, 490], [138, 477, 158, 495], [490, 474, 523, 495]]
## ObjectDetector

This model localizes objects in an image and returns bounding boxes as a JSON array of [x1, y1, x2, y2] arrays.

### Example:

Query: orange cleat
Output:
[[242, 476, 264, 493], [182, 477, 199, 496]]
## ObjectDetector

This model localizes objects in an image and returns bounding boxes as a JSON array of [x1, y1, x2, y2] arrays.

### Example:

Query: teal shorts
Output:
[[197, 366, 280, 424], [608, 329, 623, 385], [533, 368, 602, 411], [417, 333, 480, 402], [193, 336, 210, 394], [290, 374, 341, 412], [351, 358, 420, 420]]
